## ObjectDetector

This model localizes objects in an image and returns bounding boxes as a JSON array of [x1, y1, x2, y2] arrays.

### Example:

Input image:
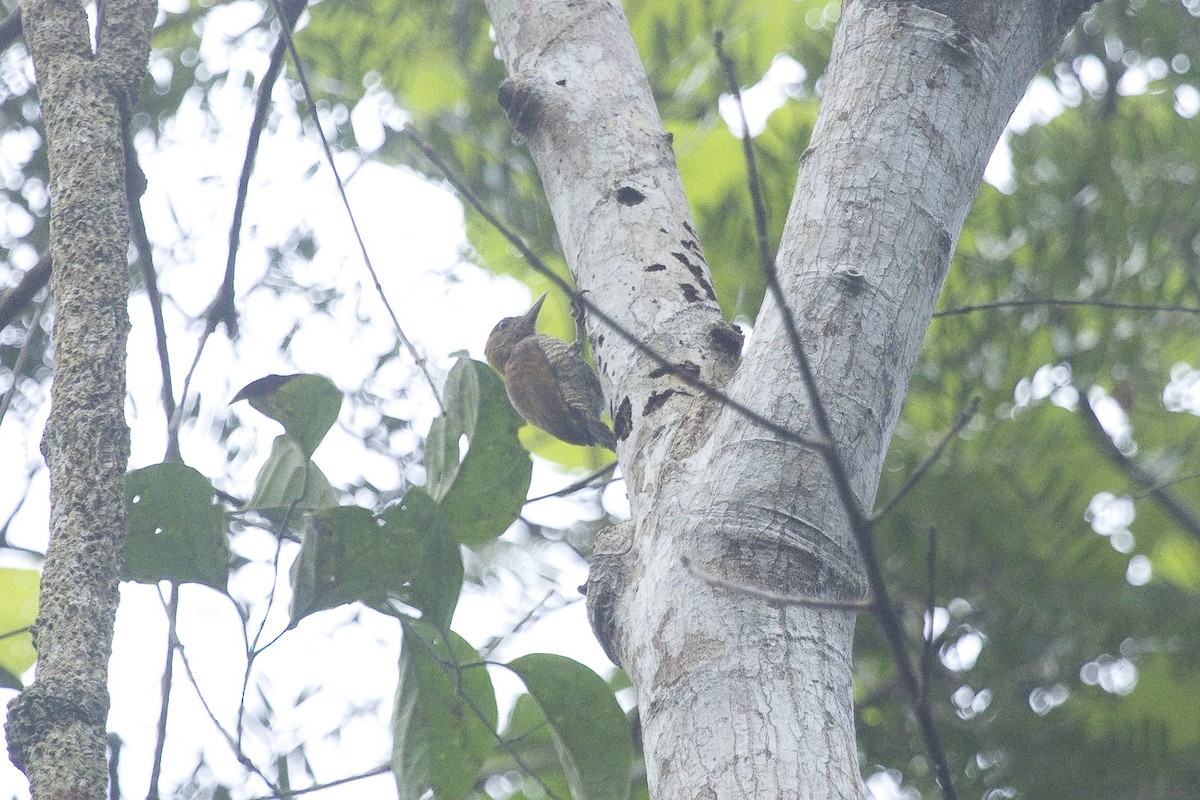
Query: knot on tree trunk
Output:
[[584, 520, 635, 666], [497, 70, 564, 138], [6, 676, 111, 771]]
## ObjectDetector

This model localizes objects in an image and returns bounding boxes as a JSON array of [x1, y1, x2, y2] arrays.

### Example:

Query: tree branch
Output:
[[1079, 393, 1200, 545], [934, 297, 1200, 318], [872, 396, 980, 521], [0, 254, 50, 333]]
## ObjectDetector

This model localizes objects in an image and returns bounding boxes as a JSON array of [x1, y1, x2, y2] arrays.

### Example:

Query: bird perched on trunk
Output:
[[485, 293, 616, 451]]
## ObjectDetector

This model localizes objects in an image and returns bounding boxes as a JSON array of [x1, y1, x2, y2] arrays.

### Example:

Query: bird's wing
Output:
[[504, 337, 596, 446]]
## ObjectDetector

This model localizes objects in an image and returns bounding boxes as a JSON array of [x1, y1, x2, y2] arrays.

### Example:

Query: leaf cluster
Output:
[[114, 359, 637, 799]]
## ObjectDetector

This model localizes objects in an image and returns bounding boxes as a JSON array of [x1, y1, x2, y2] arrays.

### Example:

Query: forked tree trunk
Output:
[[484, 0, 1096, 797]]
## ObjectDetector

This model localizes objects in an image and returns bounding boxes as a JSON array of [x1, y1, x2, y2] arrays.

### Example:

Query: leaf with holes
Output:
[[124, 463, 228, 591]]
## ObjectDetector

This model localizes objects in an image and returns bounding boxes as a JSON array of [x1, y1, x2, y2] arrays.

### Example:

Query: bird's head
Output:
[[485, 292, 547, 375]]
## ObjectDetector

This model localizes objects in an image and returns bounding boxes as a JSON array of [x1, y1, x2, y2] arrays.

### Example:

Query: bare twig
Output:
[[247, 765, 392, 799], [263, 0, 445, 412], [238, 503, 296, 746], [0, 254, 49, 332], [524, 462, 619, 504], [156, 592, 282, 794], [709, 35, 834, 465], [213, 0, 307, 339], [920, 527, 938, 704], [872, 396, 979, 521], [480, 590, 557, 658], [1130, 468, 1200, 497], [1079, 394, 1200, 545], [0, 12, 21, 54], [0, 294, 47, 429], [713, 31, 774, 288], [682, 557, 871, 612], [934, 298, 1200, 318], [147, 584, 179, 800], [126, 137, 179, 461], [0, 465, 42, 553], [167, 0, 309, 450], [0, 625, 32, 642]]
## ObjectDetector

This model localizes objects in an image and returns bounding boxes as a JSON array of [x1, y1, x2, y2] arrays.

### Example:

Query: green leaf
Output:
[[290, 505, 416, 623], [288, 492, 462, 628], [393, 622, 497, 800], [232, 373, 342, 458], [124, 463, 228, 591], [381, 490, 463, 631], [244, 435, 338, 513], [506, 653, 633, 800], [427, 357, 532, 546], [0, 567, 39, 688]]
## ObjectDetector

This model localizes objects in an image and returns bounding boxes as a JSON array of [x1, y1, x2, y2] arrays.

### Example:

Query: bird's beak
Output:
[[520, 292, 548, 328]]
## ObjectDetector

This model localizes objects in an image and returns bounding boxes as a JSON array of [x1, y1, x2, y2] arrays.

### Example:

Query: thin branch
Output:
[[0, 11, 21, 54], [0, 293, 48, 429], [403, 127, 824, 453], [167, 334, 211, 449], [682, 557, 872, 612], [0, 625, 32, 642], [246, 765, 392, 800], [238, 503, 296, 747], [856, 525, 957, 799], [166, 0, 310, 449], [155, 591, 282, 794], [523, 462, 619, 505], [0, 465, 42, 553], [0, 254, 49, 333], [933, 297, 1200, 318], [480, 590, 557, 658], [263, 0, 445, 412], [146, 584, 179, 800], [920, 527, 938, 704], [213, 0, 307, 339], [1130, 468, 1200, 498], [713, 31, 774, 289], [712, 33, 845, 462], [1079, 394, 1200, 545], [871, 395, 979, 521], [125, 135, 179, 461]]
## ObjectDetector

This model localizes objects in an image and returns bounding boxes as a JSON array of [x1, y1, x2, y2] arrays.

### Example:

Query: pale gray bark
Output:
[[486, 0, 1095, 798], [4, 0, 156, 797]]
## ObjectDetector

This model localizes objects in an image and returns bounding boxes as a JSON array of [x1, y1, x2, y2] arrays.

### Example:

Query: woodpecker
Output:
[[485, 293, 616, 451]]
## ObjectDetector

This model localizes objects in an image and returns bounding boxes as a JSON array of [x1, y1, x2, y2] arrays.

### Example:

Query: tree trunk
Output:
[[485, 0, 1097, 796], [4, 0, 156, 797]]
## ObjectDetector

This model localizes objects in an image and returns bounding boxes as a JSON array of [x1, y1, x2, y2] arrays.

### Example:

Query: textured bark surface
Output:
[[484, 0, 1098, 797], [4, 0, 156, 797]]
